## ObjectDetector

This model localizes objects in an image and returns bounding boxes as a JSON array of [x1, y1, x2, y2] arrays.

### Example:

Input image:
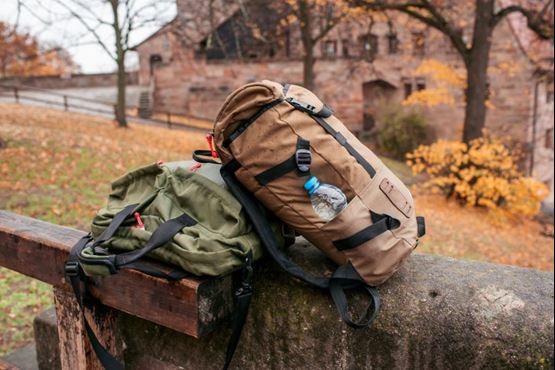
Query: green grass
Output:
[[0, 104, 206, 356], [0, 268, 52, 356]]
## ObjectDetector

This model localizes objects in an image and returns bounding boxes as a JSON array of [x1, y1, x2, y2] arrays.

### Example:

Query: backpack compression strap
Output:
[[220, 161, 380, 328]]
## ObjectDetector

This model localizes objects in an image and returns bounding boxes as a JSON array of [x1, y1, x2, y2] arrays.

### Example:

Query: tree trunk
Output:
[[462, 0, 494, 143], [298, 0, 316, 91], [115, 58, 127, 127], [303, 48, 316, 91], [110, 0, 127, 128]]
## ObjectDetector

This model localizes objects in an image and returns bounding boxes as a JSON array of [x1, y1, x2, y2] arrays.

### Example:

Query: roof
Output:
[[130, 17, 177, 50]]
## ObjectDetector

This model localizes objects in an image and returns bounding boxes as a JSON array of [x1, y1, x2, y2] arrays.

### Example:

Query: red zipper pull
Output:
[[190, 163, 202, 171], [134, 212, 145, 229], [206, 133, 218, 159]]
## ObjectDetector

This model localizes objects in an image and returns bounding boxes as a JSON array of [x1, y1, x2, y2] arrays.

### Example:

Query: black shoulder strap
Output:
[[66, 234, 124, 370], [220, 161, 380, 328], [220, 161, 330, 289]]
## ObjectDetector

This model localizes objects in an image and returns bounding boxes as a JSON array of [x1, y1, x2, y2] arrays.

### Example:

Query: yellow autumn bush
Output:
[[406, 136, 549, 218]]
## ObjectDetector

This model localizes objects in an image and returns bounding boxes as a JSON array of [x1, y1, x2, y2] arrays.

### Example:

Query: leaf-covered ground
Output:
[[0, 104, 553, 356], [0, 104, 205, 356]]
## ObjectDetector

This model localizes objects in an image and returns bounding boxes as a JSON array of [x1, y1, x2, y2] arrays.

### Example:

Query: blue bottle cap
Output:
[[303, 176, 320, 195]]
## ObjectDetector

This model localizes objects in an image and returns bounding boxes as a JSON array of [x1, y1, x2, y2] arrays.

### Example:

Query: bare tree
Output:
[[23, 0, 174, 127], [351, 0, 554, 142], [271, 0, 352, 90]]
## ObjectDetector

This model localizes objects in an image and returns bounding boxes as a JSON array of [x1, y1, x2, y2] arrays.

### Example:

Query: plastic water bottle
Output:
[[303, 176, 347, 221]]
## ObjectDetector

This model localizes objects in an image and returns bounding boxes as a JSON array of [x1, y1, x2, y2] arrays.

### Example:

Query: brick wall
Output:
[[137, 9, 554, 197]]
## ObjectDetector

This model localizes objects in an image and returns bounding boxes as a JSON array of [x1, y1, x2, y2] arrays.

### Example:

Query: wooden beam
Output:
[[53, 287, 125, 370], [0, 211, 233, 338]]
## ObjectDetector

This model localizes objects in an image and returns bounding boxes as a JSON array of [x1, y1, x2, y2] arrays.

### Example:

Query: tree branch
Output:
[[493, 1, 554, 40], [350, 0, 470, 59], [51, 0, 116, 61]]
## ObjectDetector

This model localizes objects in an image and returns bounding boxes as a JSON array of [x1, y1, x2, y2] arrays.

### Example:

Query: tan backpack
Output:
[[213, 80, 425, 327]]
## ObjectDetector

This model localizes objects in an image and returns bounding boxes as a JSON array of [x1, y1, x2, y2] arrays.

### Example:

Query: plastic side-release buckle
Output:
[[286, 97, 317, 114], [295, 148, 312, 173], [64, 261, 80, 277]]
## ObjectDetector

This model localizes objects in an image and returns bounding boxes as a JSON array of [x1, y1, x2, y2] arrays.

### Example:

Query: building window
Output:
[[416, 78, 426, 91], [323, 40, 337, 59], [342, 39, 350, 58], [162, 35, 170, 50], [412, 32, 426, 56], [546, 128, 554, 149], [149, 54, 162, 75], [360, 34, 379, 62], [387, 33, 399, 54], [404, 81, 413, 98]]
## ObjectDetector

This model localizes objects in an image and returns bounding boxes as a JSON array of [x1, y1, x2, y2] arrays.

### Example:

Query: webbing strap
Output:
[[329, 263, 380, 328], [66, 234, 254, 370], [121, 261, 189, 281], [66, 235, 124, 370], [255, 155, 297, 186], [192, 149, 221, 164], [221, 161, 330, 289], [92, 204, 138, 249], [223, 99, 283, 148], [254, 137, 311, 186], [417, 216, 426, 237], [223, 251, 254, 370], [114, 213, 197, 267], [285, 98, 377, 178], [310, 115, 376, 178], [333, 212, 400, 251], [221, 161, 381, 330]]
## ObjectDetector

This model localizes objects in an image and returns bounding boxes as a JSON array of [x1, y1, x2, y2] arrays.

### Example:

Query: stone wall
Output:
[[530, 79, 555, 202], [0, 72, 139, 90], [33, 240, 555, 369], [147, 16, 538, 142], [136, 8, 554, 197]]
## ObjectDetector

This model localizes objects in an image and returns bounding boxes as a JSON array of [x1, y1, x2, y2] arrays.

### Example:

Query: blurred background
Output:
[[0, 0, 553, 364]]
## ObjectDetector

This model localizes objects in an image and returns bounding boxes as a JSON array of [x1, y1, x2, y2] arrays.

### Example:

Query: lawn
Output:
[[0, 104, 553, 356]]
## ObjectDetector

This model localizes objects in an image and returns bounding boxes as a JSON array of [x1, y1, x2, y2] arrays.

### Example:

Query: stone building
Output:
[[133, 0, 554, 201]]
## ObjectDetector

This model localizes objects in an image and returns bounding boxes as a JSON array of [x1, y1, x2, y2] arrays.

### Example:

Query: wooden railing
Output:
[[0, 84, 212, 132], [0, 211, 233, 369]]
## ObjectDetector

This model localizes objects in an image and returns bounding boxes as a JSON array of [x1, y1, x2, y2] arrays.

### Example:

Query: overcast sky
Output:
[[0, 0, 176, 74]]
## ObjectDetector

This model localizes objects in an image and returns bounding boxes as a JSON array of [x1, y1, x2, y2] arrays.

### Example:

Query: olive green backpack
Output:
[[65, 159, 287, 370]]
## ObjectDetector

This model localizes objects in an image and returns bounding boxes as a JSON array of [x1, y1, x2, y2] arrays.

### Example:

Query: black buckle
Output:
[[64, 261, 80, 277], [286, 97, 317, 114], [295, 149, 311, 173], [235, 255, 254, 297]]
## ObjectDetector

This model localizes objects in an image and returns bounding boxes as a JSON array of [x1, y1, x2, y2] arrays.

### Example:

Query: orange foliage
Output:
[[407, 135, 549, 219], [0, 22, 76, 78]]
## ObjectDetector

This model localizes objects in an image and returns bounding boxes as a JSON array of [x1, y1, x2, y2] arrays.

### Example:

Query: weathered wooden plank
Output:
[[0, 359, 19, 370], [0, 210, 233, 338]]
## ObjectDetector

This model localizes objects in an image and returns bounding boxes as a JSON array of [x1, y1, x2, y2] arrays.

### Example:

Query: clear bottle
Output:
[[303, 176, 348, 222]]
